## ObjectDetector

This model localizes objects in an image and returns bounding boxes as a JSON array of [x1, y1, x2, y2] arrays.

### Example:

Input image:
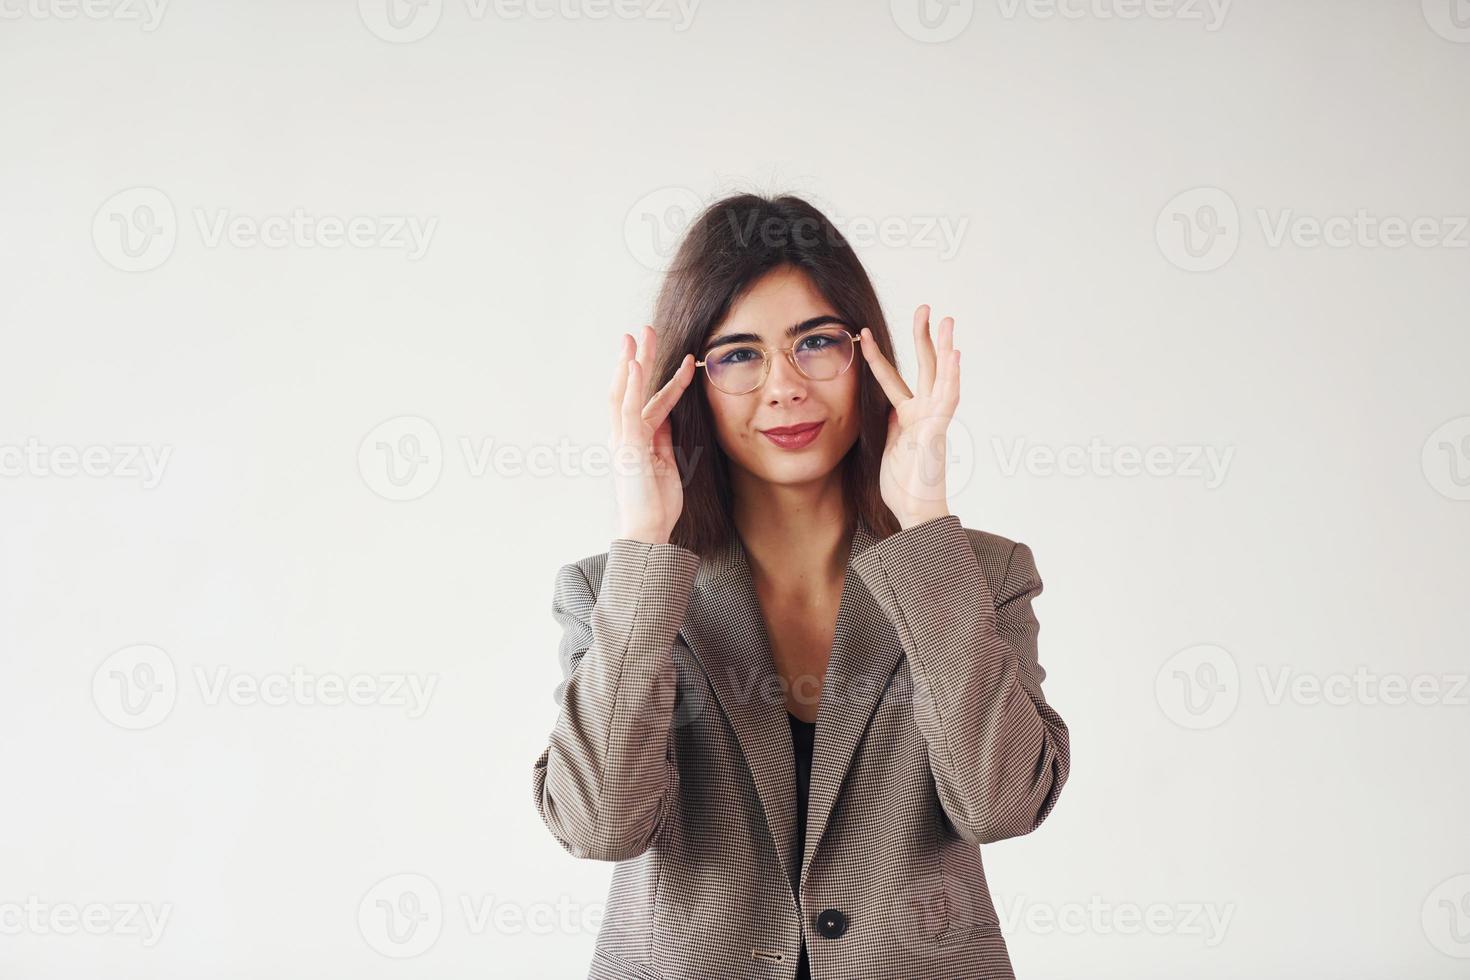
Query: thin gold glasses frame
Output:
[[694, 328, 864, 395]]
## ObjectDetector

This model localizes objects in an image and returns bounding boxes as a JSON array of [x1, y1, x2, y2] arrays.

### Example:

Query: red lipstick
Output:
[[759, 421, 824, 450]]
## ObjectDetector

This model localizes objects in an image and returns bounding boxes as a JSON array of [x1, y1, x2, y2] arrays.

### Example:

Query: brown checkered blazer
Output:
[[531, 513, 1070, 979]]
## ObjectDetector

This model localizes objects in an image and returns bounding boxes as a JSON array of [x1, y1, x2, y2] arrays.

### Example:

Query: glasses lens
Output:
[[793, 329, 854, 381], [704, 344, 766, 394], [703, 330, 856, 394]]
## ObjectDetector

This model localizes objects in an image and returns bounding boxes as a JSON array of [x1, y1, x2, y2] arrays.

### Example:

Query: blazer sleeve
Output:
[[531, 538, 701, 862], [851, 514, 1070, 846]]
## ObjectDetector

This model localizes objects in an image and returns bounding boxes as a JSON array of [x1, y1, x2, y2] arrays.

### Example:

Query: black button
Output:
[[814, 908, 848, 939]]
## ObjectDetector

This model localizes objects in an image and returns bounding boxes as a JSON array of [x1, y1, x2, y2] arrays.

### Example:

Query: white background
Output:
[[2, 0, 1468, 977]]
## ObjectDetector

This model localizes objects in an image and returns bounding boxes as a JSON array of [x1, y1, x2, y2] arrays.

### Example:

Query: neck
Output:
[[729, 469, 853, 588]]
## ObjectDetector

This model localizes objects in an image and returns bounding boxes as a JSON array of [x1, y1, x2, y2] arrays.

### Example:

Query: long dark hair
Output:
[[651, 193, 903, 557]]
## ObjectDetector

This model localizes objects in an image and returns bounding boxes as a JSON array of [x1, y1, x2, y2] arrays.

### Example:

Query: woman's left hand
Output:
[[859, 305, 960, 531]]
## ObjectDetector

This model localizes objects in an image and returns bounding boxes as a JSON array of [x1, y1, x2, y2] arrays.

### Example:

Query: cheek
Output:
[[831, 374, 862, 431], [706, 388, 750, 442]]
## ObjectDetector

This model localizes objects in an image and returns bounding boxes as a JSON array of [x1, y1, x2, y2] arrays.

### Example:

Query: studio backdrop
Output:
[[1, 1, 1467, 978]]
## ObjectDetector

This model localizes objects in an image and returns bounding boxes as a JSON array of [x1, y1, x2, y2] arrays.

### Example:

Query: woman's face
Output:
[[700, 265, 862, 489]]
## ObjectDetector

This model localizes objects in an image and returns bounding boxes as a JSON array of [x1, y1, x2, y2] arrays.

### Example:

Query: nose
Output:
[[762, 348, 807, 404]]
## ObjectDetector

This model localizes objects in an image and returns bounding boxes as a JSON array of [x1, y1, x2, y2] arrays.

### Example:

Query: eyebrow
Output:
[[703, 315, 854, 353]]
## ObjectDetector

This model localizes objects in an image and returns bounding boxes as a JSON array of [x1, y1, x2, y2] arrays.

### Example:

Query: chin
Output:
[[749, 452, 842, 485]]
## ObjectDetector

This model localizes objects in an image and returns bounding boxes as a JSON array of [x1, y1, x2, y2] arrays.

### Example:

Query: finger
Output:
[[642, 354, 696, 430], [859, 327, 913, 406], [609, 333, 633, 444], [913, 305, 937, 396], [930, 316, 957, 407], [621, 358, 649, 448], [933, 346, 961, 415], [635, 324, 657, 403]]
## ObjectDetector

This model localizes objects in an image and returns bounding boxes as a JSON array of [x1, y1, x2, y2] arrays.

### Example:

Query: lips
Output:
[[759, 420, 824, 450], [761, 422, 824, 436]]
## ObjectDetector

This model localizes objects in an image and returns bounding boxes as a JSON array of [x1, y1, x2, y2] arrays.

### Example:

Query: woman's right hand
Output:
[[609, 325, 697, 545]]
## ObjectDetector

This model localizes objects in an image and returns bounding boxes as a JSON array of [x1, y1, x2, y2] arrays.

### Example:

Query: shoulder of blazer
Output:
[[958, 525, 1026, 590], [560, 523, 1030, 605], [565, 548, 611, 597]]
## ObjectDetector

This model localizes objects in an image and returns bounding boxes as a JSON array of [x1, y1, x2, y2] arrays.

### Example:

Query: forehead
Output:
[[707, 267, 839, 344]]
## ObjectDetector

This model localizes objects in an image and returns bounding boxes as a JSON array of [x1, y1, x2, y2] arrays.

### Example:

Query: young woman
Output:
[[532, 193, 1070, 979]]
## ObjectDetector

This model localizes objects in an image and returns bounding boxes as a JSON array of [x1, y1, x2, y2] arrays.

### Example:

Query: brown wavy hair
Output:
[[651, 192, 903, 557]]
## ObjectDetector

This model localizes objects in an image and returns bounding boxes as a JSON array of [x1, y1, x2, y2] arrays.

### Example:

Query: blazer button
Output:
[[814, 908, 848, 939]]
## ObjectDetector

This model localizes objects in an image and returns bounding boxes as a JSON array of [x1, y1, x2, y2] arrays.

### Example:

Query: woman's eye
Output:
[[719, 347, 759, 364], [798, 334, 835, 351]]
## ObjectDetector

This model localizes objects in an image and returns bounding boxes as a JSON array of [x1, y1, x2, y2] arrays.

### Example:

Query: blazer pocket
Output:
[[589, 945, 667, 980], [934, 921, 1004, 945], [889, 804, 950, 941]]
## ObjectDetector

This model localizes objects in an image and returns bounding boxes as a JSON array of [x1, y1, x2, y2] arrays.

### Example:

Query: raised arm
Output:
[[851, 514, 1070, 846], [530, 538, 700, 862]]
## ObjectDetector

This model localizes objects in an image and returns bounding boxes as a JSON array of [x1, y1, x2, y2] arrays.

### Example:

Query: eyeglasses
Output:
[[695, 327, 864, 395]]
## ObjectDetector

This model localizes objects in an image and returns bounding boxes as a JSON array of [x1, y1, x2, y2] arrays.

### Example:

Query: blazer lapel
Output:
[[679, 515, 907, 898], [681, 530, 800, 893], [799, 517, 905, 892]]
